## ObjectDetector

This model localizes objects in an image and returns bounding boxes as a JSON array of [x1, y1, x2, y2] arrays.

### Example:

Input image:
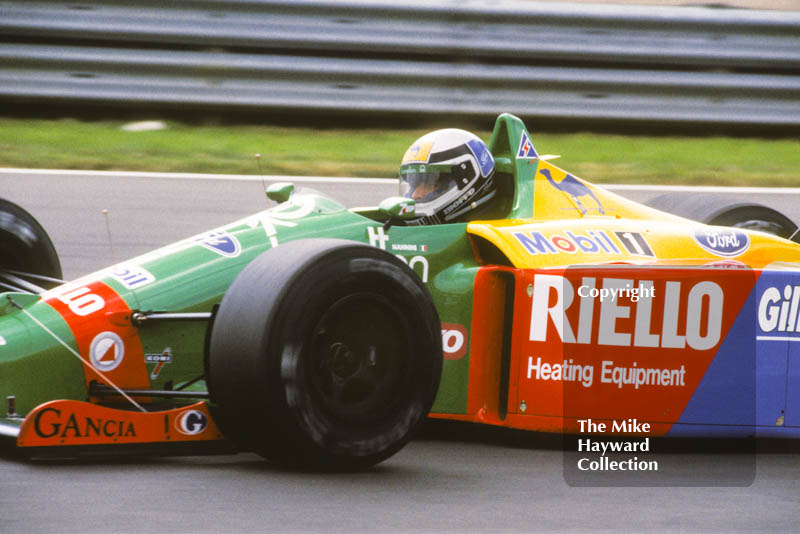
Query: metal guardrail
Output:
[[1, 0, 799, 127]]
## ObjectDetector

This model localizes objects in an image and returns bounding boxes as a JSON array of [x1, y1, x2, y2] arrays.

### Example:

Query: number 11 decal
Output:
[[614, 231, 655, 257]]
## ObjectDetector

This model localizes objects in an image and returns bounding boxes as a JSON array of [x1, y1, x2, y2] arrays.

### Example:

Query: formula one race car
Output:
[[2, 114, 800, 470]]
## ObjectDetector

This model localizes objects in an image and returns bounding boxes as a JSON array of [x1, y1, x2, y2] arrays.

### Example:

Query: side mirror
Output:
[[266, 182, 295, 203], [378, 197, 416, 221]]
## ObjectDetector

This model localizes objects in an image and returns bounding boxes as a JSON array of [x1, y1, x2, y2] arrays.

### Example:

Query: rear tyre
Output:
[[0, 198, 62, 283], [207, 238, 442, 470], [646, 193, 799, 243]]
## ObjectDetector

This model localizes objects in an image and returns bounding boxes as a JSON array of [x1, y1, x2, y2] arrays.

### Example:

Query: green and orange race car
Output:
[[2, 113, 800, 470]]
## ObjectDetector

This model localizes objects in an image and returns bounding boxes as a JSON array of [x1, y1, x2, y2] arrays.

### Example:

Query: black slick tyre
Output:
[[206, 238, 442, 470], [0, 198, 62, 282]]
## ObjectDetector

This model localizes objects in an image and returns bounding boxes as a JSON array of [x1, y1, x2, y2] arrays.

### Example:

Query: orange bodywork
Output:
[[431, 263, 759, 437], [17, 400, 223, 449]]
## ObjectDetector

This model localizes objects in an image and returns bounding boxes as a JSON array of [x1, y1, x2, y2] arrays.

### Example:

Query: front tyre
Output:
[[206, 239, 442, 470], [0, 198, 62, 282]]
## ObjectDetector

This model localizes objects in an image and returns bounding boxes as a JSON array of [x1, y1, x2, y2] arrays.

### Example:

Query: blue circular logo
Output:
[[693, 228, 750, 257]]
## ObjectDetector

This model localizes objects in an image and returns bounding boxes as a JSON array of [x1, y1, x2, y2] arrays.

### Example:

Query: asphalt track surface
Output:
[[1, 170, 800, 533]]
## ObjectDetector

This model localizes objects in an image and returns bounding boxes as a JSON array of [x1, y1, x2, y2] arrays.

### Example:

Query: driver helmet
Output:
[[399, 129, 496, 225]]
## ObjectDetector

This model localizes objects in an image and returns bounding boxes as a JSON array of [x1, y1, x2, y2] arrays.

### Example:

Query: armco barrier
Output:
[[1, 0, 798, 127]]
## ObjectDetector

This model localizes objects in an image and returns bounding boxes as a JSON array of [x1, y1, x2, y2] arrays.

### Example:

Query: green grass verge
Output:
[[1, 118, 798, 186]]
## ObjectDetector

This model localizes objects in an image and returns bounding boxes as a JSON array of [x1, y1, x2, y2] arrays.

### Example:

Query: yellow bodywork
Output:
[[468, 158, 800, 270]]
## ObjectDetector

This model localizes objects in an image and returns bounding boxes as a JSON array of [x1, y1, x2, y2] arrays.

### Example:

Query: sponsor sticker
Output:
[[613, 231, 654, 257], [693, 228, 749, 257], [517, 131, 538, 159], [367, 226, 389, 250], [33, 407, 136, 440], [367, 227, 429, 282], [540, 169, 606, 215], [441, 323, 469, 360], [529, 274, 723, 350], [89, 331, 125, 372], [53, 285, 106, 317], [196, 230, 241, 258], [109, 264, 155, 290], [524, 267, 759, 487], [18, 400, 224, 448], [398, 201, 415, 217], [394, 254, 429, 283], [145, 348, 173, 379], [402, 141, 433, 164], [757, 283, 800, 339], [176, 410, 208, 435], [513, 229, 655, 258], [466, 138, 495, 177]]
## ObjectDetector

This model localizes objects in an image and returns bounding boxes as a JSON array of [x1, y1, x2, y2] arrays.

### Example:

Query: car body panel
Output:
[[2, 112, 800, 457], [17, 400, 223, 448]]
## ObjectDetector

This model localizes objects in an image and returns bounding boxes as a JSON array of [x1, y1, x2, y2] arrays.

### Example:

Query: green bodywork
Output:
[[0, 114, 534, 420]]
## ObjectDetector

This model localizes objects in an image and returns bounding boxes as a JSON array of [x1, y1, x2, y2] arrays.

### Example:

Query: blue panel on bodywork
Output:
[[758, 272, 800, 427], [670, 270, 800, 436], [669, 279, 756, 435]]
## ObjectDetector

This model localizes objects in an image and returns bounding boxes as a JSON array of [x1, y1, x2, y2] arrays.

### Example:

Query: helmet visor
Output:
[[399, 164, 455, 203]]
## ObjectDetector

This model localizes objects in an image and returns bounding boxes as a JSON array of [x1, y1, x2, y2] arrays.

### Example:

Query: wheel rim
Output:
[[307, 292, 412, 425]]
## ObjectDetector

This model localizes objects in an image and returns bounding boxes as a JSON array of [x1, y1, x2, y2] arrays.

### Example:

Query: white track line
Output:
[[1, 167, 798, 194], [0, 167, 396, 185]]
